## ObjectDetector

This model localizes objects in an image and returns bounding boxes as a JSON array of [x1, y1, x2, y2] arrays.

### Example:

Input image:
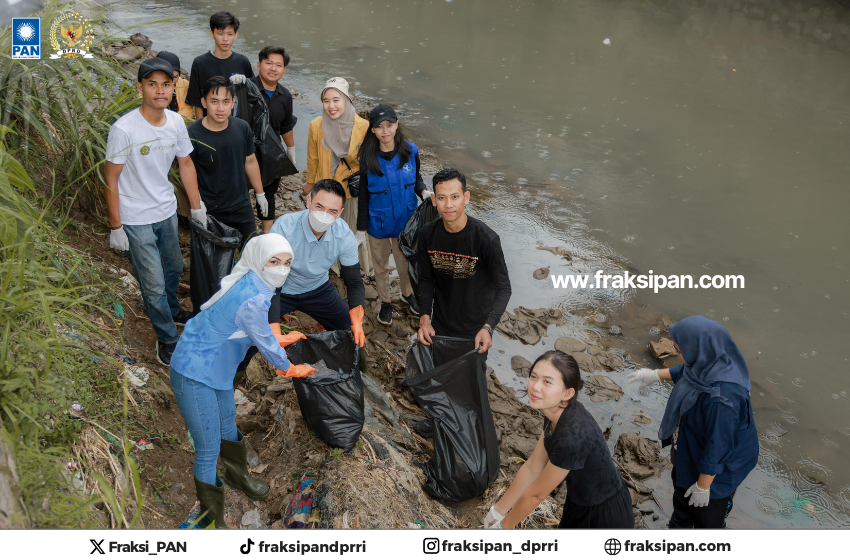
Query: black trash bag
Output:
[[189, 216, 242, 312], [289, 331, 365, 452], [232, 79, 297, 184], [398, 198, 439, 298], [403, 337, 500, 501]]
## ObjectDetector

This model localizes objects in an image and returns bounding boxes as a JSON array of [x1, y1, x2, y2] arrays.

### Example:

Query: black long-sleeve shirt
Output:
[[417, 216, 512, 339], [357, 150, 426, 232]]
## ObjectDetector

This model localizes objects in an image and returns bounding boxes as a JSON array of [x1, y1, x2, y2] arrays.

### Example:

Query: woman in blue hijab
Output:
[[627, 316, 758, 528]]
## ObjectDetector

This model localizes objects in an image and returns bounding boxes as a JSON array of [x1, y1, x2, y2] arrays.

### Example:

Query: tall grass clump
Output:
[[0, 0, 141, 217], [0, 0, 156, 525], [0, 138, 146, 527]]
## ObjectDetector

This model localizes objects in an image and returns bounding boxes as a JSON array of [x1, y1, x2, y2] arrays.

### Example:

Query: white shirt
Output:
[[105, 108, 193, 226]]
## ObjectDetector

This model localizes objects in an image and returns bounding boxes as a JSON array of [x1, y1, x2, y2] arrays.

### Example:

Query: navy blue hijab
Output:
[[658, 316, 750, 442]]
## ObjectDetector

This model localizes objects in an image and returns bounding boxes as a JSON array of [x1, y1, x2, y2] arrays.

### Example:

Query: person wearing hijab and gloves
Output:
[[627, 316, 758, 529], [169, 234, 315, 528], [302, 77, 372, 276]]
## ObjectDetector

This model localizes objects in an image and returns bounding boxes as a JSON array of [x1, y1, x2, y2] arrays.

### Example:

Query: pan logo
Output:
[[11, 18, 41, 60]]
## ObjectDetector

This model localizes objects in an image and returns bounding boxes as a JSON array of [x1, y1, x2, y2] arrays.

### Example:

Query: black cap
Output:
[[156, 51, 181, 75], [137, 58, 175, 82], [369, 104, 398, 128]]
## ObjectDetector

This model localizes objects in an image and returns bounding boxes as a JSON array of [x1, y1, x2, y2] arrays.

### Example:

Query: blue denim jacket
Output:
[[669, 364, 759, 498], [171, 271, 291, 390]]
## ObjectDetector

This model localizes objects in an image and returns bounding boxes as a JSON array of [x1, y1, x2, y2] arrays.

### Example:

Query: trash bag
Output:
[[232, 79, 297, 184], [403, 337, 500, 501], [289, 330, 364, 451], [398, 198, 439, 298], [189, 216, 242, 312]]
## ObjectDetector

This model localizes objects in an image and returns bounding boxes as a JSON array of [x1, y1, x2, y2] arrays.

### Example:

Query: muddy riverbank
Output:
[[55, 0, 850, 528], [46, 20, 688, 528]]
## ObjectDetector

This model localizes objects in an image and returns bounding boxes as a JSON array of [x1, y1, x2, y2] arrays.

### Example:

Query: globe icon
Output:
[[604, 538, 622, 556]]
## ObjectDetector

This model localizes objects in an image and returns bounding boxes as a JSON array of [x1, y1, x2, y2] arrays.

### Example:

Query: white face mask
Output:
[[262, 265, 290, 288], [308, 209, 336, 233]]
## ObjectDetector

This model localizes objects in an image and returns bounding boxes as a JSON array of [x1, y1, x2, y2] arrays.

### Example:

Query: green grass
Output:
[[0, 1, 155, 525], [0, 1, 160, 217]]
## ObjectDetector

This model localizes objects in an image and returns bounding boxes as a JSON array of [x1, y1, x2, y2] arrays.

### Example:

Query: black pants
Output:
[[668, 466, 735, 528], [559, 483, 634, 528], [237, 280, 351, 371]]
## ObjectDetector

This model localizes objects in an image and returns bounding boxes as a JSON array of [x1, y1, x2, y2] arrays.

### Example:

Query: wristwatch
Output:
[[482, 325, 493, 335]]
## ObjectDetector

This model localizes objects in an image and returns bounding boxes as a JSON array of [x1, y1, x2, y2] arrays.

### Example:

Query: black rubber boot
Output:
[[194, 477, 226, 529], [233, 369, 245, 390], [220, 430, 270, 501]]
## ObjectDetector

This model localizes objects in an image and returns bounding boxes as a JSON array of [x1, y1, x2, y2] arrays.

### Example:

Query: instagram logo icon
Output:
[[423, 538, 440, 554]]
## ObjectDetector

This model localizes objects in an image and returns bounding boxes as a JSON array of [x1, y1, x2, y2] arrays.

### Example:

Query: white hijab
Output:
[[200, 233, 293, 310], [320, 86, 355, 175]]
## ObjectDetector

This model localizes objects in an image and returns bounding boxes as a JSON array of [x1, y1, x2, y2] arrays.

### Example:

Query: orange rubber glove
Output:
[[276, 363, 315, 378], [269, 323, 307, 348], [349, 305, 365, 347]]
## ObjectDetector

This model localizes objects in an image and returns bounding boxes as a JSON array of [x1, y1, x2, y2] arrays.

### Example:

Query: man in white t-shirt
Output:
[[105, 58, 206, 366]]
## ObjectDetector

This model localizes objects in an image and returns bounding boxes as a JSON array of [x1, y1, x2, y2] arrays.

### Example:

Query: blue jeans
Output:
[[124, 213, 182, 344], [170, 367, 238, 485]]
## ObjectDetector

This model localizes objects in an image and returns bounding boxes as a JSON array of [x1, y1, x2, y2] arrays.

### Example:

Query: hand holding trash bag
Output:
[[269, 323, 307, 348], [474, 327, 493, 353], [349, 305, 365, 347], [418, 316, 436, 345], [190, 200, 207, 226], [277, 364, 315, 378]]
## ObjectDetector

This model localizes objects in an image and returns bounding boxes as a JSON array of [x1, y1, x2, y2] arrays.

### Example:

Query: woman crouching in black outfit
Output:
[[486, 350, 634, 529]]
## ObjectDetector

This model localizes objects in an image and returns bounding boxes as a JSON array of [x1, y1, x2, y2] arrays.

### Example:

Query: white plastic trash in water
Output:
[[603, 38, 611, 45]]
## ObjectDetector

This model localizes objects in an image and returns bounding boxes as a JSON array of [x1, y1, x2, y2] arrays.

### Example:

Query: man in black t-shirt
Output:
[[186, 12, 254, 120], [417, 168, 512, 354], [187, 76, 267, 246]]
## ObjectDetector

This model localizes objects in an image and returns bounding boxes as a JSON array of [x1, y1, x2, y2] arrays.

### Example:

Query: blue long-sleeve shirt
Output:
[[170, 271, 291, 391], [669, 364, 759, 499]]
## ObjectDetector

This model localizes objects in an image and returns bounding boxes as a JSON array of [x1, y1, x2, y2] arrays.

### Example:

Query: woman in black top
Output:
[[487, 350, 634, 529]]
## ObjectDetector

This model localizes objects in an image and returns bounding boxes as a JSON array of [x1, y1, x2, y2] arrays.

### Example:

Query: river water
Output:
[[109, 0, 850, 527]]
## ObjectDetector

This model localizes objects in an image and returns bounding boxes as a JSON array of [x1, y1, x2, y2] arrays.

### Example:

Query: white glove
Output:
[[190, 200, 207, 226], [286, 146, 297, 165], [484, 505, 505, 528], [627, 368, 660, 389], [487, 519, 503, 529], [422, 189, 434, 201], [256, 192, 269, 217], [355, 231, 367, 246], [109, 226, 130, 251], [684, 482, 711, 508], [229, 74, 246, 85]]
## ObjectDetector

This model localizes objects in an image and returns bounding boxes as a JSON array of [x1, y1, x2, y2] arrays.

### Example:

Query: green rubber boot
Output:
[[233, 370, 245, 390], [194, 477, 226, 529], [220, 431, 270, 501]]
